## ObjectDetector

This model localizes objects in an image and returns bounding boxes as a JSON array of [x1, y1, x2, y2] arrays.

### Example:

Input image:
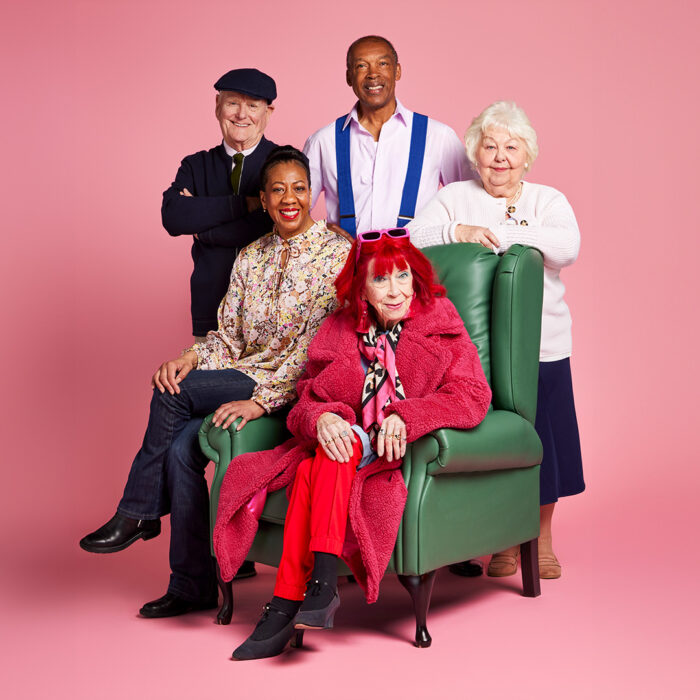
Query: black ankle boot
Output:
[[294, 579, 340, 630], [300, 552, 338, 611], [232, 598, 301, 661]]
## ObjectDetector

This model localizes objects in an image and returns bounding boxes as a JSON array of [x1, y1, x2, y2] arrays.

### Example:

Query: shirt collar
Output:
[[342, 99, 410, 131], [223, 139, 260, 158]]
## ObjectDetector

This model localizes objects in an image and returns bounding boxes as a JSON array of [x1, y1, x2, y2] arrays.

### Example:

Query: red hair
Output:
[[335, 235, 446, 325]]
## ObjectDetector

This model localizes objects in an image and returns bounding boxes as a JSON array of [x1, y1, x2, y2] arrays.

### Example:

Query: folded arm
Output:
[[161, 158, 270, 247]]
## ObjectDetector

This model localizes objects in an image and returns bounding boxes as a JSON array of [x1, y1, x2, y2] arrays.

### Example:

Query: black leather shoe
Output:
[[139, 592, 218, 618], [79, 513, 161, 553], [232, 603, 298, 660], [448, 559, 484, 577]]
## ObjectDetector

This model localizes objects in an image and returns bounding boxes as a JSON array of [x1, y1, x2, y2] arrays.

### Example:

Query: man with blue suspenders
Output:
[[304, 36, 482, 578], [303, 35, 472, 237]]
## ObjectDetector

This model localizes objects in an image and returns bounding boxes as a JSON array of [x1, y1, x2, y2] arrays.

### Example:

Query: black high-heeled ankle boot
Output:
[[232, 599, 301, 661], [294, 579, 340, 630]]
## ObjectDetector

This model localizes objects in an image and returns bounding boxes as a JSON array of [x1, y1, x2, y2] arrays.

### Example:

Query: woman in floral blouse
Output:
[[80, 146, 351, 621]]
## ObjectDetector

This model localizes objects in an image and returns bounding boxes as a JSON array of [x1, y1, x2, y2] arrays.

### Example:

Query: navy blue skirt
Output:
[[535, 358, 585, 505]]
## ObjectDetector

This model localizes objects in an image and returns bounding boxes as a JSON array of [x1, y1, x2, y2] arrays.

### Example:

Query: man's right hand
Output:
[[151, 351, 198, 395]]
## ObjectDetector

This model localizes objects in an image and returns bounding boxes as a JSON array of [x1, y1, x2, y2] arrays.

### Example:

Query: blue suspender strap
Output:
[[397, 112, 428, 227], [335, 115, 357, 238]]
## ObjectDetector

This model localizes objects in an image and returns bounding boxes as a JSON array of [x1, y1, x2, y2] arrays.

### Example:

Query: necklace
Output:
[[505, 182, 523, 220]]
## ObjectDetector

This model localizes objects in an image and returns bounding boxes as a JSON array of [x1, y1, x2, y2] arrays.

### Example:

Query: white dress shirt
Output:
[[303, 100, 471, 233], [223, 140, 260, 179]]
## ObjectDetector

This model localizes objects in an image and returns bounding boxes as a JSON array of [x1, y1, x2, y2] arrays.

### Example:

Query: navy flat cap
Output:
[[214, 68, 277, 103]]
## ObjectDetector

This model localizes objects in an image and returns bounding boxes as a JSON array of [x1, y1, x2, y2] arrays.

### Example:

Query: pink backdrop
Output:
[[1, 0, 697, 697]]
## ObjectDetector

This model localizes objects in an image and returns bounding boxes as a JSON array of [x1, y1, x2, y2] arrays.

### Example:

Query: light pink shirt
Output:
[[303, 100, 471, 233]]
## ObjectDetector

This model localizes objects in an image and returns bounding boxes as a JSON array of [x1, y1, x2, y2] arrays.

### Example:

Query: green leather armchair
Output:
[[200, 243, 544, 646]]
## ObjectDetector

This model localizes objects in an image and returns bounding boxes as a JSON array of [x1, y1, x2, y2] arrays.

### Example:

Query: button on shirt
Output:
[[303, 100, 472, 233]]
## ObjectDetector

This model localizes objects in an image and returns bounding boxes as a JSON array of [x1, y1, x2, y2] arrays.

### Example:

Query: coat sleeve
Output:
[[384, 319, 492, 443], [287, 316, 358, 440], [196, 208, 272, 248], [161, 156, 240, 236]]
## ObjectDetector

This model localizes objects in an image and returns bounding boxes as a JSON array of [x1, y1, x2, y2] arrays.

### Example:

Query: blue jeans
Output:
[[118, 369, 257, 601]]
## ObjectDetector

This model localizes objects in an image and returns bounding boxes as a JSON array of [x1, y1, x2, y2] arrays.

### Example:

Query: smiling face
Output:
[[346, 39, 401, 113], [260, 161, 314, 239], [475, 126, 529, 197], [215, 91, 273, 151], [363, 261, 414, 329]]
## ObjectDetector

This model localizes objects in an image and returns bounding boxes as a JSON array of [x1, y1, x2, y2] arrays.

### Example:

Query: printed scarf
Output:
[[359, 322, 406, 446]]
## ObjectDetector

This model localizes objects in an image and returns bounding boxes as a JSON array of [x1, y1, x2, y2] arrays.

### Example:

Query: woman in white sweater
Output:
[[408, 101, 583, 579]]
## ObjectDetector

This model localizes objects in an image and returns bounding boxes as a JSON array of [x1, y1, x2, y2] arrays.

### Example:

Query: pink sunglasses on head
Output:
[[355, 227, 410, 262]]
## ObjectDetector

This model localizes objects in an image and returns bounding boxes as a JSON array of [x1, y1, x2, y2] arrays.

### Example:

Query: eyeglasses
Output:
[[356, 228, 410, 262]]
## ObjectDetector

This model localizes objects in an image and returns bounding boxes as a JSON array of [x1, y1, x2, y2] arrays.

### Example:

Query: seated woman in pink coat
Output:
[[214, 230, 492, 660]]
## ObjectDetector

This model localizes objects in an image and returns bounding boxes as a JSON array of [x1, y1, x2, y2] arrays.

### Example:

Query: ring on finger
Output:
[[379, 428, 386, 435], [341, 430, 348, 437]]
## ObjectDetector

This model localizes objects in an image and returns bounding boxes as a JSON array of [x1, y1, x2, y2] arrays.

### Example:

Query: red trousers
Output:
[[273, 439, 363, 600]]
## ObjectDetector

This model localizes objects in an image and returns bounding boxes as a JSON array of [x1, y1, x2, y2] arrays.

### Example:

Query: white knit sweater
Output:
[[408, 179, 580, 361]]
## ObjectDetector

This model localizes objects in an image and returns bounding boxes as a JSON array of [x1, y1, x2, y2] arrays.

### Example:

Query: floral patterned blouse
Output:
[[190, 220, 350, 412]]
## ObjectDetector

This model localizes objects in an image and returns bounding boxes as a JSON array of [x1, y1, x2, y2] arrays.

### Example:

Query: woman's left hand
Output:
[[212, 399, 265, 430], [377, 414, 407, 462]]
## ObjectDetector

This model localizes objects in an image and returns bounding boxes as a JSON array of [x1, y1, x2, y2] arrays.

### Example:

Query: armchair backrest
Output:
[[423, 244, 543, 424]]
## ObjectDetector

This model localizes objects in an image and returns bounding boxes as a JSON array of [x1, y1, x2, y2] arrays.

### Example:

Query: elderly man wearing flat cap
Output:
[[162, 68, 278, 340], [77, 70, 277, 620]]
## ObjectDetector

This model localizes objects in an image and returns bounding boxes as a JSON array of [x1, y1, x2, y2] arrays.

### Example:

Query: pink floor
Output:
[[3, 481, 696, 700]]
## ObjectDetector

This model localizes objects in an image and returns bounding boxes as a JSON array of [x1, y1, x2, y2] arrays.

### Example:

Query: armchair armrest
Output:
[[199, 413, 291, 540], [424, 410, 542, 476], [199, 413, 290, 464]]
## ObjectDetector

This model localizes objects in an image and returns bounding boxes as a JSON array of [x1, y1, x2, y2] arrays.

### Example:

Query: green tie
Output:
[[230, 152, 244, 194]]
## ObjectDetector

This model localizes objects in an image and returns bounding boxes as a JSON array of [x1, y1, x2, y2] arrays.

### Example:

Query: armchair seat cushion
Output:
[[426, 410, 542, 476]]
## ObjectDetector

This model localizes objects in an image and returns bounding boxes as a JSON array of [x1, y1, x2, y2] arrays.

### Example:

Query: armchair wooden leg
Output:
[[216, 561, 234, 625], [520, 538, 541, 598], [398, 571, 437, 648]]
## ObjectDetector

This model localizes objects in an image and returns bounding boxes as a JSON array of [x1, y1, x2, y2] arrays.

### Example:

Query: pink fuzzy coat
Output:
[[213, 296, 491, 603]]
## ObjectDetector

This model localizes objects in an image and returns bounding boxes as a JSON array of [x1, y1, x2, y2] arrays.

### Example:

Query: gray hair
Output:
[[464, 101, 539, 171]]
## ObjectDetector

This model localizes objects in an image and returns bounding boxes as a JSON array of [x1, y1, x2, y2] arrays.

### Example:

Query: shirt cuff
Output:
[[445, 221, 460, 244], [252, 384, 293, 413], [351, 424, 377, 469]]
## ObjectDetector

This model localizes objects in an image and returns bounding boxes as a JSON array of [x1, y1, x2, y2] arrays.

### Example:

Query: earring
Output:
[[361, 300, 368, 318], [262, 206, 266, 212]]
